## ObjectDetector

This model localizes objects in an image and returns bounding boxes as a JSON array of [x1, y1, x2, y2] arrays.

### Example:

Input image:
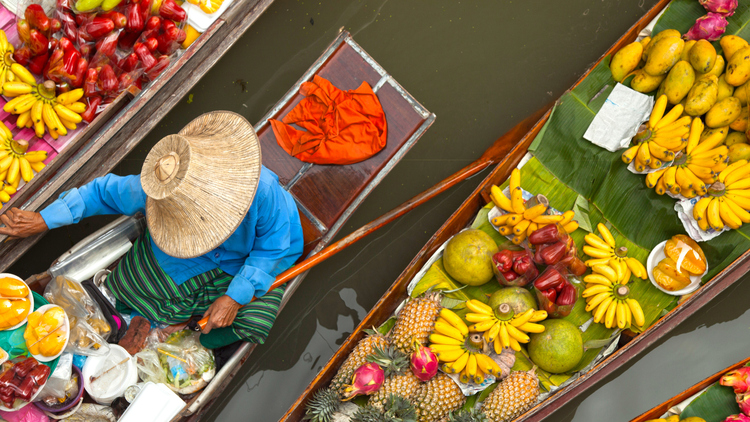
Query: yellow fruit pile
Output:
[[0, 31, 18, 93], [464, 299, 547, 353], [24, 306, 68, 357], [489, 168, 578, 244], [583, 223, 647, 278], [622, 96, 691, 171], [0, 123, 47, 193], [582, 261, 645, 330], [692, 160, 750, 231], [428, 308, 503, 385], [0, 277, 31, 330]]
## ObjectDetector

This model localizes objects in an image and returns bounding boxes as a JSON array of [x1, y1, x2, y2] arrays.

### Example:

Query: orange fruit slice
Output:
[[0, 277, 29, 298], [664, 234, 707, 276], [652, 265, 691, 291]]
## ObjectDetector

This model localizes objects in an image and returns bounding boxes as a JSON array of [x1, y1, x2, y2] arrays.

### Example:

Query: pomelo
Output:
[[488, 287, 537, 316], [442, 229, 499, 286], [527, 319, 583, 374]]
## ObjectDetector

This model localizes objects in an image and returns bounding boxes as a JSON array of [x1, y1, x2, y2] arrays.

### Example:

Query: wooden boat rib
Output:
[[23, 30, 434, 421], [631, 357, 750, 421], [280, 0, 750, 421], [0, 0, 276, 272]]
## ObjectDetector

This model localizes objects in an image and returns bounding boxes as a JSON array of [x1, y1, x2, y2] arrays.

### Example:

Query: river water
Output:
[[14, 0, 750, 421]]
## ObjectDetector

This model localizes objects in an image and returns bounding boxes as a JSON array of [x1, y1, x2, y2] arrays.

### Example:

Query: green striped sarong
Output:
[[105, 232, 285, 344]]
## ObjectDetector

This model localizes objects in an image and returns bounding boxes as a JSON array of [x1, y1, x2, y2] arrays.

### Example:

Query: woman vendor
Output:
[[0, 111, 304, 349]]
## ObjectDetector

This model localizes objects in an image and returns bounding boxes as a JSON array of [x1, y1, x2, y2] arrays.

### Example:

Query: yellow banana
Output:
[[622, 145, 639, 164], [53, 104, 82, 124], [648, 141, 674, 161], [663, 166, 677, 189], [585, 233, 613, 251], [675, 167, 692, 191], [529, 310, 547, 322], [594, 296, 614, 324], [465, 299, 493, 315], [66, 102, 87, 114], [692, 132, 726, 155], [649, 95, 668, 129], [485, 321, 501, 343], [30, 161, 45, 173], [435, 348, 467, 362], [727, 178, 750, 190], [707, 197, 724, 230], [724, 164, 750, 187], [523, 203, 547, 220], [513, 219, 530, 235], [465, 313, 494, 323], [59, 117, 77, 131], [527, 221, 538, 237], [2, 82, 32, 96], [724, 197, 750, 223], [645, 168, 667, 188], [429, 333, 463, 346], [583, 284, 613, 298], [429, 344, 464, 353], [583, 245, 613, 259], [18, 157, 32, 182], [682, 167, 707, 194], [439, 308, 468, 335], [719, 160, 749, 184], [592, 264, 617, 282], [518, 322, 545, 333], [9, 64, 34, 85], [475, 353, 500, 376], [55, 88, 84, 105], [616, 301, 628, 329], [510, 186, 525, 214], [531, 214, 563, 224], [626, 257, 647, 279], [604, 299, 618, 329], [469, 320, 497, 333], [584, 273, 614, 286], [626, 298, 645, 326], [506, 324, 529, 343], [653, 104, 684, 130], [491, 185, 513, 212], [597, 223, 615, 247], [509, 168, 520, 191], [16, 111, 31, 130], [498, 323, 510, 349], [637, 142, 651, 165], [685, 117, 704, 155], [447, 351, 470, 373], [434, 320, 465, 340], [719, 198, 743, 229], [6, 157, 19, 185], [510, 309, 534, 327]]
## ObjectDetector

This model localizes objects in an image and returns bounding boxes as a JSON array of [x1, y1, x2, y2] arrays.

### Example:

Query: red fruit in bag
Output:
[[502, 270, 518, 282], [159, 0, 186, 21], [16, 376, 34, 401], [95, 32, 119, 58], [98, 64, 117, 93], [81, 95, 101, 122], [25, 4, 50, 33], [528, 224, 560, 245], [50, 18, 61, 33], [556, 283, 577, 306], [43, 48, 64, 78], [13, 358, 37, 379], [145, 55, 170, 80], [533, 267, 565, 291], [28, 51, 49, 75], [13, 45, 31, 67], [540, 288, 556, 304], [146, 15, 161, 30], [71, 57, 88, 88], [99, 11, 127, 29], [27, 364, 50, 386], [83, 67, 98, 97], [17, 20, 31, 44], [118, 30, 140, 50], [85, 17, 115, 39], [28, 29, 48, 56], [48, 37, 59, 51], [119, 53, 139, 72], [144, 37, 158, 52], [125, 3, 144, 32], [540, 241, 566, 265], [60, 13, 77, 40], [493, 250, 513, 273], [134, 42, 157, 69], [512, 255, 533, 275]]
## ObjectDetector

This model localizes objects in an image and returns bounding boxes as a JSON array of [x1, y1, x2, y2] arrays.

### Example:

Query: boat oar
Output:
[[198, 104, 551, 330]]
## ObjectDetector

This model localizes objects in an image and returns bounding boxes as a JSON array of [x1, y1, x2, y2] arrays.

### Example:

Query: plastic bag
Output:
[[58, 403, 115, 422], [0, 358, 50, 408], [36, 353, 72, 402], [134, 330, 215, 395], [532, 265, 579, 318], [492, 247, 538, 287], [0, 404, 49, 422], [13, 0, 62, 76]]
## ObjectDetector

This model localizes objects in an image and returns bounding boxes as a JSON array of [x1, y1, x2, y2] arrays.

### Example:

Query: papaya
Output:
[[644, 29, 681, 61], [689, 40, 717, 74], [685, 74, 719, 116], [610, 41, 643, 82], [663, 60, 695, 104], [631, 70, 666, 93], [726, 46, 750, 86], [730, 107, 749, 132], [681, 40, 697, 62], [705, 96, 743, 128], [645, 36, 685, 76], [718, 74, 735, 101], [720, 35, 748, 62]]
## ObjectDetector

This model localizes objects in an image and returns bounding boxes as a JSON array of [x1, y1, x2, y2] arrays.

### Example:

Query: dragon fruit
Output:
[[721, 367, 750, 394], [685, 12, 729, 41], [410, 345, 438, 382], [700, 0, 738, 16], [725, 414, 750, 421], [738, 392, 750, 416], [342, 363, 384, 400]]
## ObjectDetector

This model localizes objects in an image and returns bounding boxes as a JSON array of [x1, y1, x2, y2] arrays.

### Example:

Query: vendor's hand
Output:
[[202, 295, 242, 334], [0, 208, 48, 239]]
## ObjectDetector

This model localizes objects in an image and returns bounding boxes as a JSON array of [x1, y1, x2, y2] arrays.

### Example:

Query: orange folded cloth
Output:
[[270, 75, 387, 165]]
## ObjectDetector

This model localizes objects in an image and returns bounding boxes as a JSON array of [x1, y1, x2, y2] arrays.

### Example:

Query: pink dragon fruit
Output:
[[738, 392, 750, 416], [725, 414, 750, 421], [721, 367, 750, 394], [700, 0, 738, 16], [684, 12, 729, 41], [342, 363, 384, 400], [410, 345, 438, 382]]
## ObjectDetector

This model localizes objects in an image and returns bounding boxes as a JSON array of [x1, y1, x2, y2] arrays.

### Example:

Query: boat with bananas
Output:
[[282, 1, 750, 421], [0, 0, 277, 272], [631, 356, 750, 422], [20, 30, 435, 420]]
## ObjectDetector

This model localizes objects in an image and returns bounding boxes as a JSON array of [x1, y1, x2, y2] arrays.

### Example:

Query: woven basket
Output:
[[141, 111, 261, 258]]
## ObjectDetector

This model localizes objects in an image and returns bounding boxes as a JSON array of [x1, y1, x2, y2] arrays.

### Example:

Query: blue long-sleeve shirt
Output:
[[39, 166, 304, 305]]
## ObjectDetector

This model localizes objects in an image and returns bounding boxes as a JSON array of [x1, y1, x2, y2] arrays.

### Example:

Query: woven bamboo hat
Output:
[[140, 111, 261, 259]]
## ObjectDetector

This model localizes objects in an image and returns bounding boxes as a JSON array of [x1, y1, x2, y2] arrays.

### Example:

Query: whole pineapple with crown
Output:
[[367, 346, 422, 410], [448, 407, 488, 422], [390, 292, 442, 353], [303, 387, 340, 422], [481, 369, 539, 422], [353, 395, 418, 422], [330, 330, 389, 397], [412, 373, 465, 422]]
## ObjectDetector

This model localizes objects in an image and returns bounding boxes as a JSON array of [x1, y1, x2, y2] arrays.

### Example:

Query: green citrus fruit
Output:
[[528, 319, 583, 374], [442, 229, 499, 286]]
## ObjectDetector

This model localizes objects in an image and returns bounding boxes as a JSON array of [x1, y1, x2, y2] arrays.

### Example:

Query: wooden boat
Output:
[[631, 357, 750, 422], [280, 1, 750, 421], [0, 0, 277, 272], [22, 30, 434, 420]]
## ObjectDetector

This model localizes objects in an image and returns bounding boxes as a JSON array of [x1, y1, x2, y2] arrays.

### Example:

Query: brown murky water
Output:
[[15, 0, 748, 421]]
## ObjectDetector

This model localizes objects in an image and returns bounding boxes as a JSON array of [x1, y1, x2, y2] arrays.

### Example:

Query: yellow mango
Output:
[[639, 36, 652, 53], [706, 96, 743, 128], [611, 41, 643, 82], [0, 298, 29, 329], [721, 35, 748, 61], [685, 74, 719, 116], [701, 125, 730, 144], [38, 328, 67, 357], [681, 40, 697, 62], [718, 74, 735, 101], [644, 29, 681, 60], [689, 40, 717, 74], [645, 37, 685, 76], [663, 60, 695, 104], [631, 69, 666, 93], [704, 54, 726, 79], [733, 79, 750, 105], [725, 131, 748, 146], [726, 46, 750, 86], [0, 277, 29, 298], [730, 108, 749, 132]]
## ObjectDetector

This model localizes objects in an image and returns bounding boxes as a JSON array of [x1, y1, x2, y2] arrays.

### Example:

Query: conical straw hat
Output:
[[140, 111, 261, 259]]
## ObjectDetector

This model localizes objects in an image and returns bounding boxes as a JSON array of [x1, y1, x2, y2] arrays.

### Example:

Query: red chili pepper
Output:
[[28, 29, 48, 56], [99, 11, 127, 29], [533, 267, 565, 291], [95, 32, 119, 58], [493, 250, 513, 273], [50, 18, 61, 33], [118, 28, 140, 50], [541, 241, 567, 265], [134, 42, 157, 69], [145, 55, 170, 80], [25, 4, 50, 33], [98, 64, 117, 93], [146, 15, 161, 30], [83, 67, 98, 97], [17, 20, 31, 45], [85, 17, 115, 39], [125, 3, 144, 32], [28, 51, 49, 75], [81, 95, 100, 122], [13, 46, 32, 66], [528, 224, 560, 245], [556, 283, 577, 306], [513, 255, 533, 275], [540, 288, 556, 304], [159, 0, 186, 22]]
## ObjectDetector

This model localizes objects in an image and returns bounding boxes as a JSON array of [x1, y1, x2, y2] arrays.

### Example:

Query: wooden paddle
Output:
[[198, 103, 552, 330]]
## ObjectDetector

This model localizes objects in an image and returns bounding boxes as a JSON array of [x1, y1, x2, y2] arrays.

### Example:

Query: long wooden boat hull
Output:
[[0, 0, 277, 272]]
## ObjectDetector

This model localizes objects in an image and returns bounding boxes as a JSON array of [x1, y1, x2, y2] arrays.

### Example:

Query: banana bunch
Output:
[[644, 118, 728, 198], [0, 122, 47, 191], [582, 261, 646, 330], [0, 30, 17, 95], [692, 160, 750, 231], [428, 308, 503, 385], [622, 96, 690, 172], [3, 75, 86, 139], [464, 299, 547, 354], [490, 168, 578, 245], [583, 222, 647, 279]]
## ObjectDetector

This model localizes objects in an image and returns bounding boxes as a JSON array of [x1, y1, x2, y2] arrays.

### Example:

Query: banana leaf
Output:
[[680, 382, 739, 422], [653, 0, 750, 53]]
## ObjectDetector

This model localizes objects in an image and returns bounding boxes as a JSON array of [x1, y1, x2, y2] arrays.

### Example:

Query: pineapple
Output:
[[412, 373, 465, 422], [352, 395, 418, 422], [448, 408, 488, 422], [481, 369, 539, 422], [303, 388, 340, 422], [390, 292, 441, 353], [351, 404, 385, 422], [330, 330, 389, 396], [367, 346, 422, 410]]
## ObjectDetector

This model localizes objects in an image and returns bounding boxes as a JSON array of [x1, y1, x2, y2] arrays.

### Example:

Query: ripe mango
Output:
[[730, 107, 748, 132], [725, 131, 748, 146], [729, 142, 750, 163], [703, 54, 725, 79], [685, 74, 719, 116], [645, 36, 685, 76], [639, 36, 651, 54], [664, 234, 706, 276], [631, 70, 666, 93], [681, 40, 697, 62], [726, 46, 750, 86], [689, 40, 717, 74], [0, 277, 29, 298], [733, 79, 750, 105], [705, 96, 743, 128], [718, 74, 735, 101], [720, 35, 748, 62], [663, 60, 695, 104], [644, 29, 681, 61], [610, 41, 643, 82]]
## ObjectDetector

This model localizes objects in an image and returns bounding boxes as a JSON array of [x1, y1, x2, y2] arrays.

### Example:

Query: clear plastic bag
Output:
[[59, 403, 115, 422], [36, 352, 72, 402]]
